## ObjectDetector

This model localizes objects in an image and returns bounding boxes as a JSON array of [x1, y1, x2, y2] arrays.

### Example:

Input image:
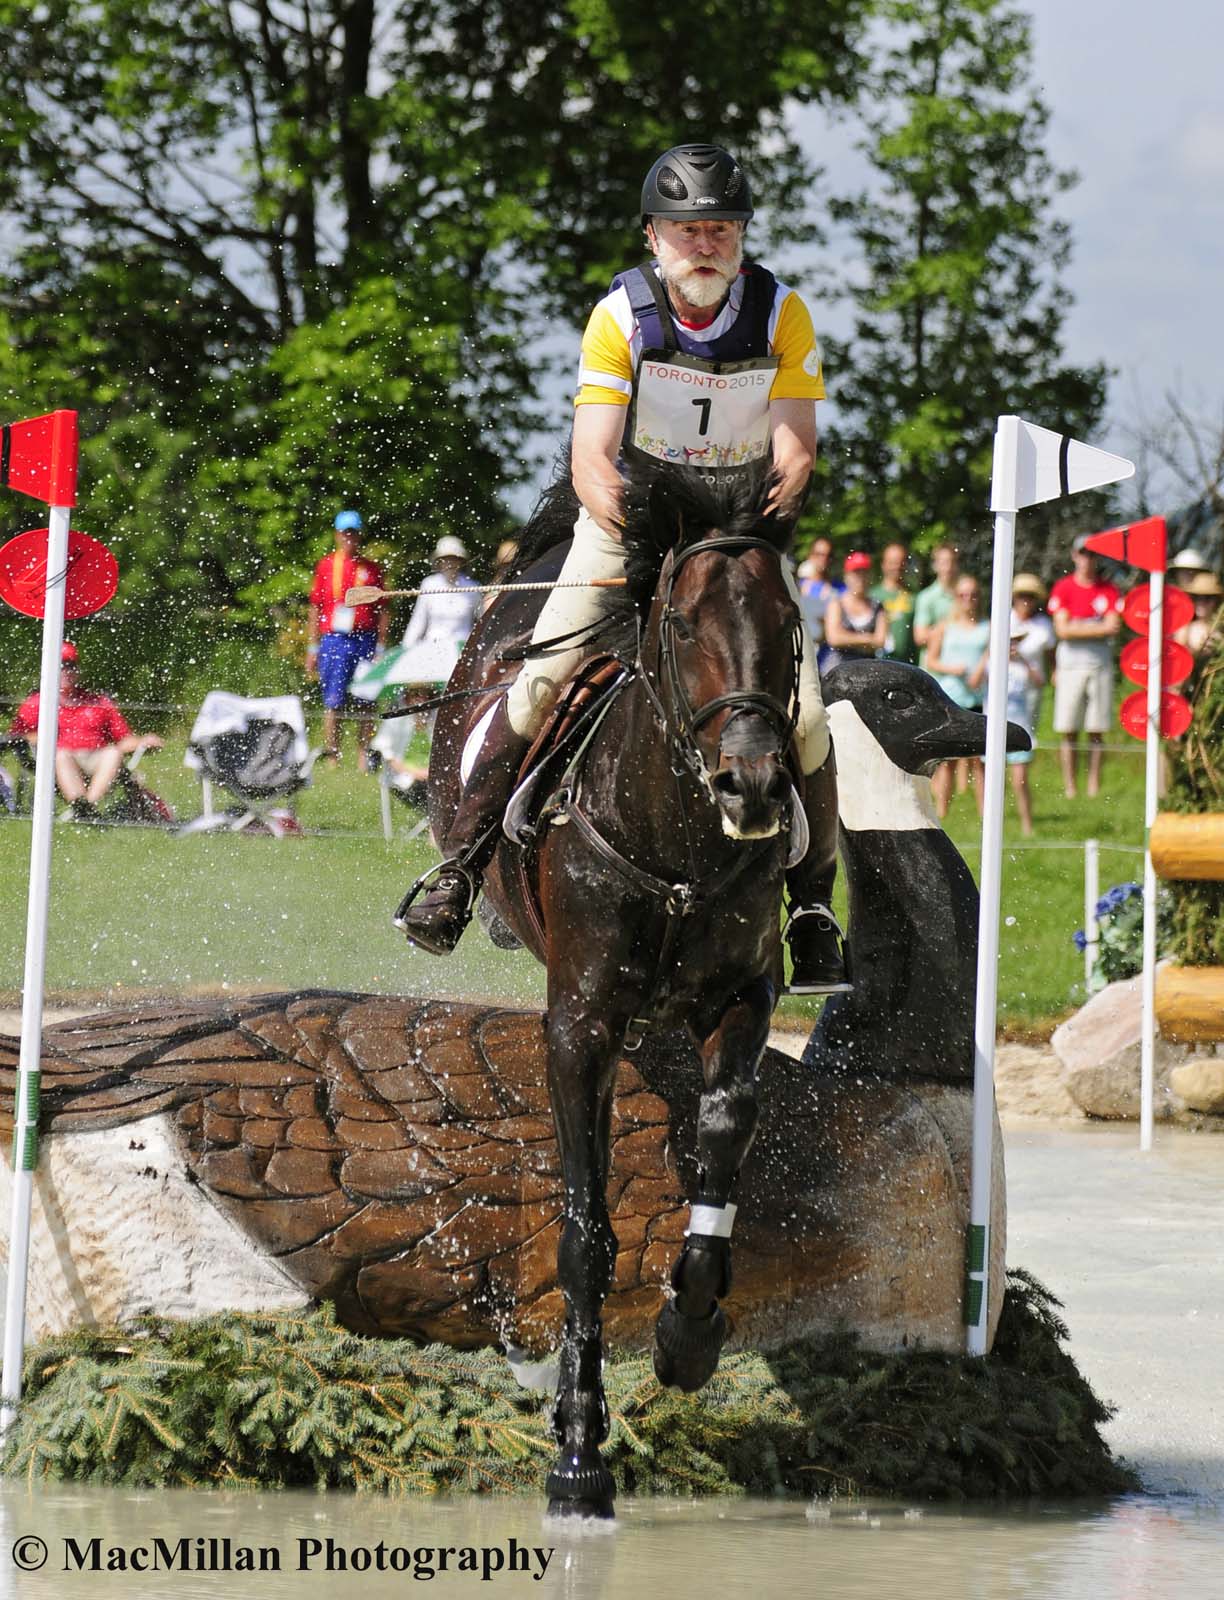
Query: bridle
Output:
[[533, 527, 806, 1044], [646, 533, 804, 784]]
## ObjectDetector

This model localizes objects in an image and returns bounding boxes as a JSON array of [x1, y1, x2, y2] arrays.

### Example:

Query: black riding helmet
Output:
[[641, 144, 754, 227]]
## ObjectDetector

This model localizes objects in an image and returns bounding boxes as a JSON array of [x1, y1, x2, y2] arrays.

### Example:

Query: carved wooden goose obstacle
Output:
[[0, 665, 1018, 1355]]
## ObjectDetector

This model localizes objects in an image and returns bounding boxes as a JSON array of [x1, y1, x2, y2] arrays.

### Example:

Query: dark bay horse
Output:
[[427, 464, 805, 1518]]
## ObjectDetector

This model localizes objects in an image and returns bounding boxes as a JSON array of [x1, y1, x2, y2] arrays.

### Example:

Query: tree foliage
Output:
[[809, 0, 1109, 569], [0, 0, 868, 694]]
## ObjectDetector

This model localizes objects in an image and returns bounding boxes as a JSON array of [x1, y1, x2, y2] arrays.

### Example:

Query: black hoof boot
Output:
[[652, 1300, 728, 1393], [545, 1451, 616, 1520]]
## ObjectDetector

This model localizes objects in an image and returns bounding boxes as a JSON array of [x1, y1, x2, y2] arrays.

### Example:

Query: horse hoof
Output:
[[653, 1300, 728, 1393], [545, 1453, 616, 1521]]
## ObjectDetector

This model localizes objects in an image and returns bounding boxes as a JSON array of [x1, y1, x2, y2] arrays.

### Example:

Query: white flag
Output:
[[990, 415, 1134, 513]]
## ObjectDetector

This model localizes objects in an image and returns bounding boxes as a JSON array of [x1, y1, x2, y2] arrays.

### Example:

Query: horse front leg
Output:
[[654, 973, 774, 1392], [543, 997, 624, 1520]]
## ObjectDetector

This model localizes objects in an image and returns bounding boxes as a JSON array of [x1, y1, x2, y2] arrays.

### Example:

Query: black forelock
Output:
[[619, 458, 787, 614]]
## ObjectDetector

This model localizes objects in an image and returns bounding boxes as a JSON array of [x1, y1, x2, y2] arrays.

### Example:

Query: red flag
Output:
[[1082, 515, 1166, 572], [0, 410, 78, 507]]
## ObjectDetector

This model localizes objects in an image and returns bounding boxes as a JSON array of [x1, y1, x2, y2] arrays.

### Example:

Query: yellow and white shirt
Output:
[[575, 266, 826, 409]]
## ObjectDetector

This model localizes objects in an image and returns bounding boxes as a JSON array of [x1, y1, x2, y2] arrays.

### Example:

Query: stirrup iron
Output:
[[392, 857, 479, 930]]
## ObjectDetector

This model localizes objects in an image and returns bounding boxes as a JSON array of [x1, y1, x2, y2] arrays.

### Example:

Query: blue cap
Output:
[[335, 509, 363, 533]]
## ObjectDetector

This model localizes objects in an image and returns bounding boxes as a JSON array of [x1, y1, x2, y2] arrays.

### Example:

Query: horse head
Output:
[[622, 463, 801, 842]]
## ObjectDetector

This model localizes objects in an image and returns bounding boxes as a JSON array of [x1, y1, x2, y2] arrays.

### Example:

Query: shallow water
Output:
[[1, 1485, 1222, 1599], [1, 1124, 1221, 1598]]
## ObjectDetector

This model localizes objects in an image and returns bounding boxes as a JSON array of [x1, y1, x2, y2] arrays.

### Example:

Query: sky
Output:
[[1021, 0, 1222, 433]]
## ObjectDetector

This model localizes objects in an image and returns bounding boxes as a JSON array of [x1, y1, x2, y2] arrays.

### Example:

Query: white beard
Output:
[[657, 238, 744, 310]]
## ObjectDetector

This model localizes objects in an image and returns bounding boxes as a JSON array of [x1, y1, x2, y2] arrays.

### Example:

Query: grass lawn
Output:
[[0, 706, 1147, 1032]]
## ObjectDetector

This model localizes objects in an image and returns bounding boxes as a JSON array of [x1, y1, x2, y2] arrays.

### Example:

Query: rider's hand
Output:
[[140, 735, 164, 751]]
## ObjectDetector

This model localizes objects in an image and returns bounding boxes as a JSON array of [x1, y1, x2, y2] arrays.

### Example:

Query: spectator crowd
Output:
[[4, 501, 1220, 840], [796, 528, 1223, 836]]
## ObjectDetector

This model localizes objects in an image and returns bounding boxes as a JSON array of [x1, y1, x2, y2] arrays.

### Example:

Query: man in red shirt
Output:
[[9, 642, 164, 821], [1048, 536, 1122, 798], [306, 510, 388, 768]]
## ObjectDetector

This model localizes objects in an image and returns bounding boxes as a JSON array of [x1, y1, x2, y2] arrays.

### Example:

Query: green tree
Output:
[[0, 1, 868, 695], [809, 0, 1108, 569]]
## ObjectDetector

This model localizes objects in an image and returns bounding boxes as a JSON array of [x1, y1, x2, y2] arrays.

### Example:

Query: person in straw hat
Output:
[[1010, 572, 1055, 730], [1175, 570, 1223, 662]]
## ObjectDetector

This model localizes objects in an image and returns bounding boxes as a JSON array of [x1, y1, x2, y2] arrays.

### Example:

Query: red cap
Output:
[[844, 551, 872, 573], [61, 640, 78, 664]]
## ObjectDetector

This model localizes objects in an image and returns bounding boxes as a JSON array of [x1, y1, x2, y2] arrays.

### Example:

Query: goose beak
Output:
[[912, 705, 1031, 772]]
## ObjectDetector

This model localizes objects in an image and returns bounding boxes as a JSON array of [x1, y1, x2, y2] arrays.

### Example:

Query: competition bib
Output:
[[631, 352, 778, 470], [330, 604, 356, 634]]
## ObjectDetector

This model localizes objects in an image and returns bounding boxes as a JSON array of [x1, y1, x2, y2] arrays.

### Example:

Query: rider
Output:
[[397, 143, 849, 993]]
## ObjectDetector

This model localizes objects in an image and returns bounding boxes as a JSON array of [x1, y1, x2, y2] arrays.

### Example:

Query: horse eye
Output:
[[668, 612, 694, 641], [884, 688, 913, 708]]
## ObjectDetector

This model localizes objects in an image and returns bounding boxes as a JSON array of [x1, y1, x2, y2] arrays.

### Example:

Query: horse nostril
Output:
[[711, 770, 740, 799], [766, 769, 790, 805]]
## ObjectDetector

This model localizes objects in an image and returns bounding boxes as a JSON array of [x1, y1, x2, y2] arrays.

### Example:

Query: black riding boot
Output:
[[785, 752, 852, 995], [394, 703, 530, 955]]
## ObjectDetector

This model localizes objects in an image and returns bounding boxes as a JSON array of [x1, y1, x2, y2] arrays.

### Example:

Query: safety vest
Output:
[[614, 263, 779, 473]]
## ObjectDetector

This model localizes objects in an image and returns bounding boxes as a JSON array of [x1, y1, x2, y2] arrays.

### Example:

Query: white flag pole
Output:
[[964, 417, 1134, 1354], [965, 422, 1020, 1355], [1084, 838, 1100, 988], [1139, 569, 1163, 1152], [1, 503, 70, 1435]]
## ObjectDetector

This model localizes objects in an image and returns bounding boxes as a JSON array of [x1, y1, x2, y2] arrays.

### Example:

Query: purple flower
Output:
[[1072, 929, 1088, 951]]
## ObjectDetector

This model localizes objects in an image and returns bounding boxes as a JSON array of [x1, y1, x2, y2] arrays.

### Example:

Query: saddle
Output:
[[477, 654, 629, 956], [503, 653, 630, 844]]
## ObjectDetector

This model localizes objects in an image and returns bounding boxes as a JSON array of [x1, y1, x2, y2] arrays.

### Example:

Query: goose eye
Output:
[[884, 687, 914, 708]]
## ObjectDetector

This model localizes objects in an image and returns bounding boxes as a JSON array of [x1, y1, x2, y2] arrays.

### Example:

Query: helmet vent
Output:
[[655, 166, 688, 200], [725, 168, 743, 196]]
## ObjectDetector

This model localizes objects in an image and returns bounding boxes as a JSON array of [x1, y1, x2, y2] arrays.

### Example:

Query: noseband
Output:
[[652, 534, 804, 782]]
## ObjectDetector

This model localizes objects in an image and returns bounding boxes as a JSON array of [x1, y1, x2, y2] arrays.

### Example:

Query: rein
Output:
[[545, 532, 802, 919], [652, 534, 804, 786]]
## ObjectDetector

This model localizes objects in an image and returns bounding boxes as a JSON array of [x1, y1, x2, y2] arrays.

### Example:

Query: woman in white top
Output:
[[398, 536, 482, 683], [378, 537, 483, 751]]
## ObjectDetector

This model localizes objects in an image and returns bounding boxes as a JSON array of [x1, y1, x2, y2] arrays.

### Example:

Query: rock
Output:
[[1170, 1057, 1224, 1114], [0, 992, 1005, 1353], [995, 1043, 1082, 1122], [1052, 977, 1189, 1120]]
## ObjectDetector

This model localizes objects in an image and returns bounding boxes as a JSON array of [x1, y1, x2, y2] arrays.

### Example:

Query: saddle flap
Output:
[[518, 654, 627, 783], [502, 655, 627, 847]]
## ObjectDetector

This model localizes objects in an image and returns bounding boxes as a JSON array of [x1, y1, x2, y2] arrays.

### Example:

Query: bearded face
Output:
[[649, 219, 745, 310]]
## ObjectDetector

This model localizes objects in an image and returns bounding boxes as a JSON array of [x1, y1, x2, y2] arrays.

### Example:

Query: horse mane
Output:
[[620, 459, 784, 615], [506, 445, 791, 619]]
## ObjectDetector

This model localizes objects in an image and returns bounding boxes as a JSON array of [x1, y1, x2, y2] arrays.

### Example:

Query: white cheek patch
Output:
[[828, 700, 938, 833], [688, 1202, 738, 1239], [460, 702, 500, 786]]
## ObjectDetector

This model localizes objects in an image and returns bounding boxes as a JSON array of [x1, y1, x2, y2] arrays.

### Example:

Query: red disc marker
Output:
[[0, 527, 118, 619], [1122, 582, 1193, 637], [1120, 689, 1193, 741], [1119, 635, 1195, 690]]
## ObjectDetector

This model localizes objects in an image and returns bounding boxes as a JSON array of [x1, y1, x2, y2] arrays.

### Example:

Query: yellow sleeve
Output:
[[769, 290, 826, 402], [575, 300, 633, 408]]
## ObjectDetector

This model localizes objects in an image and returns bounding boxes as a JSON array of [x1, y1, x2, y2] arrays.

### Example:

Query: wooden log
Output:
[[1151, 813, 1224, 881], [1156, 965, 1224, 1042]]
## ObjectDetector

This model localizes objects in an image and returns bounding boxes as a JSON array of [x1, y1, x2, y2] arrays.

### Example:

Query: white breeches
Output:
[[504, 508, 830, 773]]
